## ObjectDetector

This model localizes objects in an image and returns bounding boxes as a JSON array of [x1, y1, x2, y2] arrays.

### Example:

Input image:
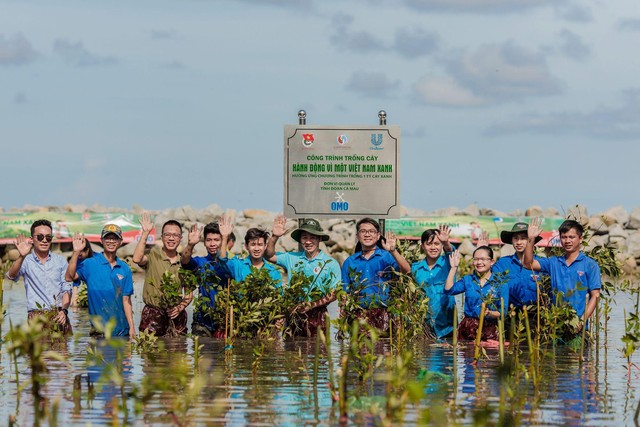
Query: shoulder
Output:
[[411, 259, 426, 271]]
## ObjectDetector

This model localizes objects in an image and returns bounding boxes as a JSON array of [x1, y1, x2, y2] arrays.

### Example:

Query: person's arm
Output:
[[381, 231, 411, 274], [123, 295, 136, 338], [53, 291, 71, 325], [523, 217, 543, 271], [265, 214, 287, 262], [167, 290, 193, 319], [445, 250, 460, 291], [65, 232, 85, 282], [585, 289, 600, 321], [181, 223, 202, 267], [132, 212, 154, 267], [218, 214, 234, 260], [6, 234, 33, 280], [437, 225, 454, 253]]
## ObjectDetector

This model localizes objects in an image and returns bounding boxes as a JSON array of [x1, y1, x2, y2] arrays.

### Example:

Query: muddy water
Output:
[[1, 277, 639, 426]]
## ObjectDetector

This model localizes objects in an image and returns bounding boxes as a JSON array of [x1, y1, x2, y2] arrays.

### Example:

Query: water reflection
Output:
[[1, 280, 640, 425]]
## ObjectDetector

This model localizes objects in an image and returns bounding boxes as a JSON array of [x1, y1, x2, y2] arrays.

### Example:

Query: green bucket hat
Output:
[[500, 222, 542, 245], [291, 218, 330, 242]]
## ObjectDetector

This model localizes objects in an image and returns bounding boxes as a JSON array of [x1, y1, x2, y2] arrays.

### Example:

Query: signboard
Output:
[[386, 215, 567, 247], [284, 125, 400, 218], [0, 212, 155, 245]]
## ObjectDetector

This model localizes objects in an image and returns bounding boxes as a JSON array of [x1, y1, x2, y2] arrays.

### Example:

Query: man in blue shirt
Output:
[[493, 222, 545, 310], [66, 224, 135, 338], [181, 221, 232, 337], [217, 217, 282, 285], [341, 218, 410, 333], [6, 219, 72, 335], [265, 215, 341, 337], [524, 218, 601, 334]]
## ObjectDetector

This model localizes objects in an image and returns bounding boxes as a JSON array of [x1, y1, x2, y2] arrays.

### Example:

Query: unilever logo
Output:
[[370, 133, 383, 150], [330, 192, 349, 212]]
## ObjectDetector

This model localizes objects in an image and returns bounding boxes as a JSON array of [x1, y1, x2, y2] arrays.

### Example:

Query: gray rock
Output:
[[433, 207, 460, 216], [116, 241, 138, 258], [602, 205, 629, 226], [525, 206, 544, 217], [608, 224, 628, 239], [607, 236, 624, 250], [627, 207, 640, 230], [7, 248, 20, 261], [626, 231, 640, 258], [566, 205, 589, 225], [585, 234, 609, 251], [587, 216, 609, 235], [462, 204, 480, 217], [544, 207, 560, 217]]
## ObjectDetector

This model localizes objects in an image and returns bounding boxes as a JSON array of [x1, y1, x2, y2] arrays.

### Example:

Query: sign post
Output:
[[284, 111, 401, 219]]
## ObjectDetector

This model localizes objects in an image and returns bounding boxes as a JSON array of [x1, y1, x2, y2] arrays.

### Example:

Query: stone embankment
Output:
[[2, 203, 640, 275]]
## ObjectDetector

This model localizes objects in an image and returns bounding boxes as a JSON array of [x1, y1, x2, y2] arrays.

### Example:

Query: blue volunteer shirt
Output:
[[76, 253, 134, 336], [7, 251, 72, 311], [537, 253, 601, 318], [412, 255, 456, 338], [219, 256, 282, 287], [275, 251, 340, 300], [182, 254, 232, 330], [493, 254, 546, 309], [341, 247, 399, 307], [444, 271, 509, 319]]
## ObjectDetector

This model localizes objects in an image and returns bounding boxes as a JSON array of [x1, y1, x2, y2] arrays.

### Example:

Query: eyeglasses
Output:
[[358, 229, 379, 236], [162, 233, 182, 239], [472, 257, 492, 262], [34, 234, 53, 242]]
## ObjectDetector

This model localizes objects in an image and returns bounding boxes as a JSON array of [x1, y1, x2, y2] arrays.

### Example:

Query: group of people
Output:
[[5, 214, 601, 342]]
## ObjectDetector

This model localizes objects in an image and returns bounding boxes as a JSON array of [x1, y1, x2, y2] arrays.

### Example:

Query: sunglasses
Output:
[[34, 234, 54, 242]]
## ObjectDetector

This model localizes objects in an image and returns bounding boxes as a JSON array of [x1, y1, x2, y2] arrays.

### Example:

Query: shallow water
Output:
[[1, 278, 639, 426]]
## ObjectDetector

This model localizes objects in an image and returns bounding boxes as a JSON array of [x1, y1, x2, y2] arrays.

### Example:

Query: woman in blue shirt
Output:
[[445, 246, 509, 342], [411, 226, 456, 339]]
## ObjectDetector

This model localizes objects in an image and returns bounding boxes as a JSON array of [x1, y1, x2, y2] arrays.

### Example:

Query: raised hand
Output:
[[437, 225, 451, 244], [476, 230, 489, 247], [72, 232, 86, 253], [187, 223, 202, 246], [218, 214, 235, 237], [382, 231, 397, 251], [449, 250, 461, 268], [528, 217, 543, 239], [15, 234, 33, 257], [272, 214, 288, 238], [139, 212, 154, 233]]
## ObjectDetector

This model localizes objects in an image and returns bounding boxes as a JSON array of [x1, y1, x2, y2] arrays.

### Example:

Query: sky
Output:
[[1, 0, 639, 216]]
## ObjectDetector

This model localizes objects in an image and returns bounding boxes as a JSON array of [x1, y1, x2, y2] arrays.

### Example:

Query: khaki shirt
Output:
[[142, 246, 182, 307]]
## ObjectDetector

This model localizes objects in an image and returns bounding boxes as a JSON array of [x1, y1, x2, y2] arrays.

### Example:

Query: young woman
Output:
[[411, 225, 456, 339], [444, 246, 509, 341]]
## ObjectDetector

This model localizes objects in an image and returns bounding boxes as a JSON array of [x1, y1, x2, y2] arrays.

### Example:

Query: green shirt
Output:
[[141, 246, 182, 307]]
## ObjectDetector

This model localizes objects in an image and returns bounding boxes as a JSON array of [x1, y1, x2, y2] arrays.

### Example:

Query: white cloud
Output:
[[403, 0, 561, 13], [444, 42, 563, 103], [53, 39, 116, 67], [413, 76, 485, 106], [485, 89, 640, 139], [393, 27, 440, 59], [0, 33, 38, 66], [346, 71, 400, 98]]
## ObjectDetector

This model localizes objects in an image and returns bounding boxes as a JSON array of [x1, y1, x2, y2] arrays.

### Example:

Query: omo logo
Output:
[[330, 192, 349, 211]]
